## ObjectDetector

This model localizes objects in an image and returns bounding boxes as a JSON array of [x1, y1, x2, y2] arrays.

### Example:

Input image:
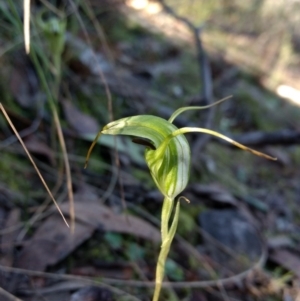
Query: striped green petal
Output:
[[101, 115, 190, 199]]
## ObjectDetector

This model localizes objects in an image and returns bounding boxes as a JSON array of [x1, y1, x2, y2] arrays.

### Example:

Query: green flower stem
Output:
[[153, 198, 180, 301], [85, 100, 276, 301], [161, 197, 174, 241]]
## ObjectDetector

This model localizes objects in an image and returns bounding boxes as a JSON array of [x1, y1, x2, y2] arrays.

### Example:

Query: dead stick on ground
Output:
[[0, 286, 23, 301], [0, 241, 266, 289]]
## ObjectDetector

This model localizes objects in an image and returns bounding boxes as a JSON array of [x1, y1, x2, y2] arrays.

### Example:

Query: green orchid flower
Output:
[[85, 99, 276, 301]]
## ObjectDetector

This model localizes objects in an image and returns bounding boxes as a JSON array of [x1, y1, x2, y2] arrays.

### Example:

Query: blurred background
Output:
[[1, 0, 300, 300]]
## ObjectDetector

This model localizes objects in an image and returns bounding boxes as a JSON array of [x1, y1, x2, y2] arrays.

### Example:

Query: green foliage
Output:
[[104, 232, 123, 250], [177, 208, 197, 234], [0, 152, 31, 193], [165, 259, 184, 281], [126, 242, 145, 261]]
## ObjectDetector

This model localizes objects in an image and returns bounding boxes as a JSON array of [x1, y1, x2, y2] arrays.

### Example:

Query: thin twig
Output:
[[0, 240, 266, 289], [217, 282, 231, 301], [0, 265, 141, 301]]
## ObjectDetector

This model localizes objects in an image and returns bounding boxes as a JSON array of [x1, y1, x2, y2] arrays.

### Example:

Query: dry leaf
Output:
[[16, 198, 160, 271], [9, 55, 40, 108], [270, 249, 300, 278], [65, 33, 112, 76], [16, 213, 93, 271], [59, 201, 160, 242], [62, 100, 99, 135], [190, 183, 238, 206], [0, 208, 20, 267], [24, 136, 55, 165]]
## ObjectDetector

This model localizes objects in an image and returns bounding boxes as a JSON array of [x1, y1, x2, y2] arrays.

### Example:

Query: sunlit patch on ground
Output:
[[276, 84, 300, 106], [126, 0, 162, 14], [123, 0, 190, 43]]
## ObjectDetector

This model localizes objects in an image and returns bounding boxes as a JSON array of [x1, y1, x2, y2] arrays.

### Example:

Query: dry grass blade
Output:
[[0, 103, 69, 228], [23, 0, 30, 53], [52, 108, 75, 232]]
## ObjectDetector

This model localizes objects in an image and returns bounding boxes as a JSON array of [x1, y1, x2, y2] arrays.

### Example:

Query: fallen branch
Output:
[[0, 286, 23, 301]]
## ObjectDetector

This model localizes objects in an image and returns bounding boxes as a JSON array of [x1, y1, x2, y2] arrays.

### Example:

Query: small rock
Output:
[[199, 209, 261, 269]]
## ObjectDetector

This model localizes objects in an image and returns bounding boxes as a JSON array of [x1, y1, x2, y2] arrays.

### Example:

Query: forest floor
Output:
[[1, 1, 300, 301]]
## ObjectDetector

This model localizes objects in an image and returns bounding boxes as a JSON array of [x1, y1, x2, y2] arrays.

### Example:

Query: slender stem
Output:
[[153, 198, 180, 301], [161, 197, 173, 241]]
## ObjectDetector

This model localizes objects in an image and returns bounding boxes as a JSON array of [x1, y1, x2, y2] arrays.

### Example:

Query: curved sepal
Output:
[[87, 115, 191, 199]]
